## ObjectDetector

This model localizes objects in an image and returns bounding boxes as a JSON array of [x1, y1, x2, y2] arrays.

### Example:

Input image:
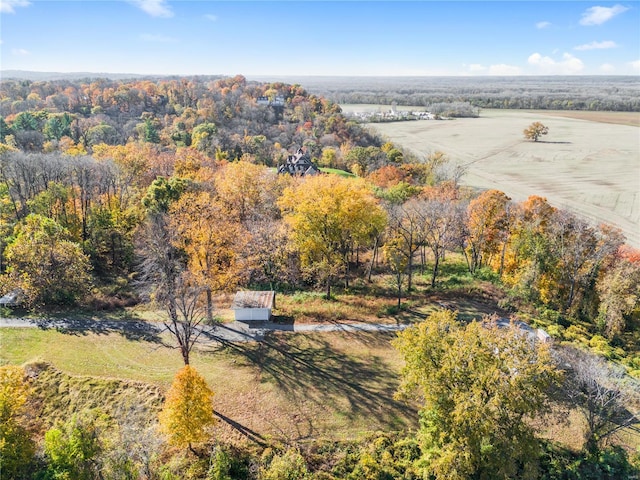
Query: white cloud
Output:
[[468, 64, 487, 73], [140, 33, 177, 43], [574, 40, 618, 51], [536, 21, 551, 29], [579, 5, 628, 26], [130, 0, 173, 18], [599, 63, 615, 73], [628, 60, 640, 73], [204, 14, 218, 21], [0, 0, 30, 14], [528, 52, 584, 74], [488, 64, 522, 75], [11, 48, 29, 55]]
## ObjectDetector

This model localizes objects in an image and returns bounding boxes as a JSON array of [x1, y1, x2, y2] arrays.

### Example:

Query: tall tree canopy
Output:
[[393, 310, 560, 479], [4, 214, 92, 306], [279, 175, 386, 298]]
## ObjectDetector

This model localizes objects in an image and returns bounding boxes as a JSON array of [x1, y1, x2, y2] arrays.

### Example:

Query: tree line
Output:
[[299, 75, 640, 112]]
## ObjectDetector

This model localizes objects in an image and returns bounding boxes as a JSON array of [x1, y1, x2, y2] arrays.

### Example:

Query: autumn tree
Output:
[[139, 177, 205, 365], [393, 311, 560, 479], [465, 189, 511, 274], [170, 190, 245, 322], [383, 235, 409, 307], [0, 365, 36, 479], [498, 195, 557, 300], [523, 122, 549, 142], [547, 212, 623, 313], [4, 214, 92, 307], [159, 365, 215, 454], [213, 161, 278, 225], [596, 252, 640, 338], [279, 175, 386, 298]]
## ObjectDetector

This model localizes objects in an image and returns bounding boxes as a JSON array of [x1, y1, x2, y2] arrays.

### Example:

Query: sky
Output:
[[0, 0, 639, 77]]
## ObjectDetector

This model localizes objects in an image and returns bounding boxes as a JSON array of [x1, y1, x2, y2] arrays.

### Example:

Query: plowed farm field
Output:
[[365, 109, 640, 247]]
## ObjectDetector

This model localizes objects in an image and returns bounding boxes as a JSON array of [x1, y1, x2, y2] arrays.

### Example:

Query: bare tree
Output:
[[421, 199, 466, 287], [557, 346, 640, 454], [386, 199, 426, 292]]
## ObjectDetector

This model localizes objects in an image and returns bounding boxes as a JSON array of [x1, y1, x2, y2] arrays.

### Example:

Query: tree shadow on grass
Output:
[[33, 314, 164, 343], [214, 410, 268, 446], [206, 331, 417, 437]]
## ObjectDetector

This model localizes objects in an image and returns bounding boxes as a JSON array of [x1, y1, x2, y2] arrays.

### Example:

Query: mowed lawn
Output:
[[0, 326, 417, 443], [366, 109, 640, 248]]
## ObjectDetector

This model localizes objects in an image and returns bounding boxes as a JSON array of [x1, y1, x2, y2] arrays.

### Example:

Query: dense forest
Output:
[[291, 75, 640, 111], [1, 75, 640, 479]]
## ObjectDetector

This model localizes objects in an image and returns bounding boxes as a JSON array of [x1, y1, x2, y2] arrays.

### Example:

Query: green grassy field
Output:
[[1, 326, 418, 444]]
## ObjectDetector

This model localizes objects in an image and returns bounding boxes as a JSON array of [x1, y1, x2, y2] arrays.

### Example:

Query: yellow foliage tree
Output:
[[159, 365, 215, 453], [0, 365, 35, 478], [465, 189, 511, 274], [279, 174, 386, 298], [523, 122, 549, 142], [170, 190, 246, 321], [214, 161, 276, 224]]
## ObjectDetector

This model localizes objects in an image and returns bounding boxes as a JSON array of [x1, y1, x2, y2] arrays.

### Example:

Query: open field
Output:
[[364, 109, 640, 247]]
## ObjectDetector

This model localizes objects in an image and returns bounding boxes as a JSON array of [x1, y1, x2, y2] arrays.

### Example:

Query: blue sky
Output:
[[1, 1, 639, 76]]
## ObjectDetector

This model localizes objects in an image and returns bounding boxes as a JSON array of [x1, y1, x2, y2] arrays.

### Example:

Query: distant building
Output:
[[257, 95, 285, 107], [277, 148, 321, 176], [231, 291, 276, 322]]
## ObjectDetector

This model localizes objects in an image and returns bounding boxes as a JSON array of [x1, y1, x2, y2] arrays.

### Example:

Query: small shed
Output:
[[231, 291, 275, 322]]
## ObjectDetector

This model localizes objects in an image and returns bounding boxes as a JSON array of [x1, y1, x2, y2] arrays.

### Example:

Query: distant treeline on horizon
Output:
[[1, 71, 639, 112]]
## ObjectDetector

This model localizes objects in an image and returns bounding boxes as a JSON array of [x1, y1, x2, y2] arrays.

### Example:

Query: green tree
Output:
[[0, 117, 9, 143], [43, 113, 72, 141], [159, 365, 215, 453], [393, 310, 560, 479], [261, 448, 310, 480], [142, 117, 160, 144], [191, 122, 217, 154], [523, 122, 549, 142], [43, 410, 106, 480], [4, 214, 92, 307]]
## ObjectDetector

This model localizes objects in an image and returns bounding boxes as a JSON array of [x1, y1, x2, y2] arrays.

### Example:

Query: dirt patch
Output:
[[532, 110, 640, 127], [368, 109, 640, 247]]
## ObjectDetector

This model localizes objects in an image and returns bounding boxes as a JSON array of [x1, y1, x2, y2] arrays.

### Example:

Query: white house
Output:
[[231, 291, 275, 322]]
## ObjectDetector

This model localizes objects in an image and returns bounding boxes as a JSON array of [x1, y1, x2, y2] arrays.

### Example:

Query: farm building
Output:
[[231, 291, 276, 322]]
